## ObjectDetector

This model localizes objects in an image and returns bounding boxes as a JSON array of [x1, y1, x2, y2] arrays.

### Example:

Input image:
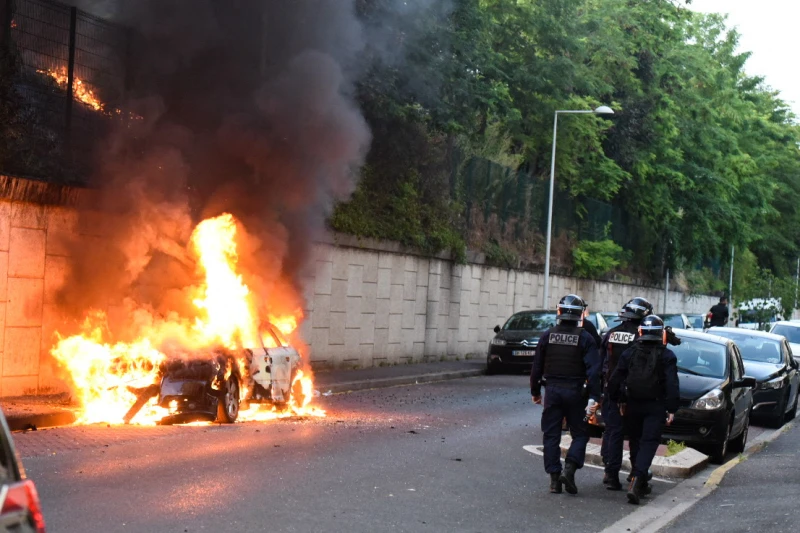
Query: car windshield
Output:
[[504, 312, 557, 331], [662, 315, 684, 329], [603, 314, 623, 328], [688, 315, 704, 329], [585, 315, 598, 328], [672, 338, 728, 378], [713, 332, 782, 364], [771, 325, 800, 344]]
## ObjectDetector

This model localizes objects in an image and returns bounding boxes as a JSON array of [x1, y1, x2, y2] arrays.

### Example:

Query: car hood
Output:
[[678, 373, 726, 401], [495, 330, 544, 343], [742, 360, 784, 382]]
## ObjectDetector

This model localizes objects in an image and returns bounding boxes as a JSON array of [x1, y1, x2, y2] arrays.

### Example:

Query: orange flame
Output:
[[37, 67, 104, 111], [50, 213, 322, 425]]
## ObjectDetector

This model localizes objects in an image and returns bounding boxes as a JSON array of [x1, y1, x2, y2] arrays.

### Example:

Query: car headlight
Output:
[[692, 388, 724, 410], [491, 338, 507, 346], [758, 376, 784, 390]]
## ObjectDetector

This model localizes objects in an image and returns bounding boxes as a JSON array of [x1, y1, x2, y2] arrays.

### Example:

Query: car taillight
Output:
[[2, 479, 46, 532]]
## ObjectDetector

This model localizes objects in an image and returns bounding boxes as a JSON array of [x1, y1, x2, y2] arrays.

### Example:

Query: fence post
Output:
[[64, 6, 77, 140], [0, 0, 11, 52]]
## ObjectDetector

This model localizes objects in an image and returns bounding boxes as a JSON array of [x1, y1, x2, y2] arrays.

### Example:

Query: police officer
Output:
[[600, 297, 653, 491], [531, 294, 601, 495], [608, 315, 680, 504]]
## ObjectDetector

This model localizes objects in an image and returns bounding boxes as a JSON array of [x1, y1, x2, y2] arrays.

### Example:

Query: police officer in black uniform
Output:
[[531, 294, 601, 495], [600, 297, 653, 490], [608, 315, 680, 504]]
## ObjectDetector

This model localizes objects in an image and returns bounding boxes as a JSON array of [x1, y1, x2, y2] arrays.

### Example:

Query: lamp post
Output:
[[542, 105, 614, 309]]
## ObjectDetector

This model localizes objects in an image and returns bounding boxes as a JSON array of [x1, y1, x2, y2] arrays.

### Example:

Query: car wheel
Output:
[[709, 423, 730, 464], [217, 375, 240, 423], [768, 390, 788, 428], [729, 412, 750, 454], [785, 392, 798, 422]]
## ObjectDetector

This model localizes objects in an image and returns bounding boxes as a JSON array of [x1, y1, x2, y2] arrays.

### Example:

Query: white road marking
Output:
[[522, 445, 676, 484]]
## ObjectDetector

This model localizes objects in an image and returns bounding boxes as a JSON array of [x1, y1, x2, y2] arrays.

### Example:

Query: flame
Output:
[[50, 213, 322, 425], [37, 67, 104, 111]]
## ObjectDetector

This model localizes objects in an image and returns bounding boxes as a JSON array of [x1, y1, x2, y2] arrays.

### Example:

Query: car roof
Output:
[[670, 328, 731, 346], [772, 321, 800, 328], [511, 309, 553, 315], [708, 326, 785, 342]]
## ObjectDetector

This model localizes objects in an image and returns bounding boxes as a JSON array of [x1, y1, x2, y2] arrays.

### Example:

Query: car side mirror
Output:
[[494, 325, 501, 334], [734, 376, 757, 389]]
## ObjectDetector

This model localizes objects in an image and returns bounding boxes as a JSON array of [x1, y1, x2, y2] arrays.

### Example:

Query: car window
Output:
[[585, 315, 598, 328], [672, 338, 728, 378], [503, 313, 557, 331], [261, 329, 281, 349], [771, 325, 800, 344], [730, 345, 743, 380], [662, 315, 685, 329], [713, 332, 782, 364], [689, 315, 704, 329], [270, 325, 289, 347]]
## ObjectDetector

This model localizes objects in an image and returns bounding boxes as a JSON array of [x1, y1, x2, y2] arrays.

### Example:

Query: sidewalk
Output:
[[664, 420, 800, 532], [1, 360, 486, 431]]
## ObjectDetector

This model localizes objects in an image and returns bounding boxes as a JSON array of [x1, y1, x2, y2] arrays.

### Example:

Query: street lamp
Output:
[[542, 105, 614, 310]]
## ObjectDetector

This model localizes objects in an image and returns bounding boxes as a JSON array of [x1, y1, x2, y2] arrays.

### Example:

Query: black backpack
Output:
[[626, 344, 662, 400]]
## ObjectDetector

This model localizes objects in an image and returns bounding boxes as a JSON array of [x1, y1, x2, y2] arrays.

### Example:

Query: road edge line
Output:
[[597, 419, 796, 533]]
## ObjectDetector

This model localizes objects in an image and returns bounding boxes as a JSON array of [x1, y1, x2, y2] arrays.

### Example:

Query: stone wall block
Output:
[[347, 265, 364, 297], [6, 278, 43, 328], [3, 327, 41, 377], [1, 376, 40, 397], [8, 228, 46, 278], [0, 201, 11, 252], [314, 261, 333, 295], [330, 280, 347, 312], [10, 202, 46, 230], [377, 268, 391, 299]]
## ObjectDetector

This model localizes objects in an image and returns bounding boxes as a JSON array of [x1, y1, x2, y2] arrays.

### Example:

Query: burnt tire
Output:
[[217, 375, 240, 423]]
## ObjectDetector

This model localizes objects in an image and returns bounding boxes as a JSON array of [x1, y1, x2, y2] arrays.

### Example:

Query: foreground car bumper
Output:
[[662, 408, 729, 444], [487, 346, 536, 367]]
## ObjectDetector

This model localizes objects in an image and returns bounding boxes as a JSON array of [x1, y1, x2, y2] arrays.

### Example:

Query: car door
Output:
[[729, 344, 749, 433], [783, 341, 800, 409]]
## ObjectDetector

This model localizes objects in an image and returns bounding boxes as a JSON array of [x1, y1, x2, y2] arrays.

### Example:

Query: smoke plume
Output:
[[56, 1, 371, 341]]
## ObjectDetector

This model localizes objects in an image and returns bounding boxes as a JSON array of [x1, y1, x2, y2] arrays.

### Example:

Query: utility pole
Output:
[[794, 257, 799, 313], [663, 268, 669, 315], [729, 245, 734, 324]]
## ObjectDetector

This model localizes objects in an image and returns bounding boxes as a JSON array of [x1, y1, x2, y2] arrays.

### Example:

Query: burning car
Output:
[[124, 322, 302, 425]]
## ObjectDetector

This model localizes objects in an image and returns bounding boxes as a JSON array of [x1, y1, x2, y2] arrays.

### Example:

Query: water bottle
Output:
[[584, 399, 598, 423]]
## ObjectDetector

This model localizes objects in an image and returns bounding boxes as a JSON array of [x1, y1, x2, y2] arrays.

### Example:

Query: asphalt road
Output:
[[15, 375, 673, 533]]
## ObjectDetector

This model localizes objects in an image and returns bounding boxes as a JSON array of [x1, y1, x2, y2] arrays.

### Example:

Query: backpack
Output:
[[626, 344, 662, 400]]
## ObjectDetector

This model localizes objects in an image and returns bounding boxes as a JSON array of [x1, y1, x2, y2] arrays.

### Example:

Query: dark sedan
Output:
[[709, 327, 800, 427], [663, 329, 755, 463], [486, 310, 557, 374]]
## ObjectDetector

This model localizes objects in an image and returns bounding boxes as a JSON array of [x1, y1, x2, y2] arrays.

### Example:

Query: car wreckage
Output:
[[123, 322, 302, 425]]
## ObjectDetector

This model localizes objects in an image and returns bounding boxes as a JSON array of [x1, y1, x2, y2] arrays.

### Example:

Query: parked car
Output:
[[486, 311, 557, 374], [708, 327, 800, 427], [0, 409, 47, 532], [769, 321, 800, 360], [687, 314, 706, 330], [125, 322, 302, 425], [736, 298, 783, 330], [584, 312, 610, 336], [588, 329, 755, 464], [662, 313, 693, 330]]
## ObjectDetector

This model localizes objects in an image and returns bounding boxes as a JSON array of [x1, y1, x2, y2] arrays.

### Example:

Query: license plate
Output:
[[512, 350, 535, 356]]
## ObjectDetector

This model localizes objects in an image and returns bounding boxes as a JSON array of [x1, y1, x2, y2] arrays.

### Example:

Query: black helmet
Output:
[[638, 315, 665, 344], [557, 294, 585, 322], [620, 297, 653, 321]]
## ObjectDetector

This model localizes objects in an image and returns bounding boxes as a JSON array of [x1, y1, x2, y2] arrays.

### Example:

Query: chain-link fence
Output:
[[0, 0, 129, 184], [454, 155, 647, 270]]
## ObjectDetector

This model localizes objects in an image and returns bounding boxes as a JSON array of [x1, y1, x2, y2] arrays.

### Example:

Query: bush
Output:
[[572, 239, 626, 279]]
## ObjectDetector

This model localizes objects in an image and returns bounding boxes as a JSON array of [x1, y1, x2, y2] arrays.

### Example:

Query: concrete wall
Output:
[[0, 196, 716, 394], [300, 236, 717, 369], [0, 200, 77, 396]]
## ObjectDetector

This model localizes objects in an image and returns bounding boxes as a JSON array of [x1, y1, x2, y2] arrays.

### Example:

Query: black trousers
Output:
[[625, 400, 665, 479]]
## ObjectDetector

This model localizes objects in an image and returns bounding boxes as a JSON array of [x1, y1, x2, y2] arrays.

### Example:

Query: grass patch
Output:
[[665, 439, 686, 457]]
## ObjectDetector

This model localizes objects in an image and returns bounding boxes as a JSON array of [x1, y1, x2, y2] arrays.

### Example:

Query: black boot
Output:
[[605, 473, 622, 491], [550, 473, 563, 494], [602, 472, 610, 485], [626, 469, 652, 483], [627, 476, 645, 505], [642, 480, 652, 496], [560, 461, 578, 495]]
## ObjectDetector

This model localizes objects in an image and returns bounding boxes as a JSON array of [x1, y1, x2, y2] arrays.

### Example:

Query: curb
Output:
[[598, 419, 796, 533], [320, 369, 486, 395], [6, 410, 77, 432]]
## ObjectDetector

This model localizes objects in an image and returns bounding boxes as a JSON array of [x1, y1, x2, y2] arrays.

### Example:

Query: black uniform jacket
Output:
[[530, 327, 601, 401], [607, 341, 680, 413]]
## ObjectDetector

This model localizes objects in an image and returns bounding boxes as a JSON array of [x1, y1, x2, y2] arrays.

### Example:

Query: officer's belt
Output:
[[543, 377, 584, 389]]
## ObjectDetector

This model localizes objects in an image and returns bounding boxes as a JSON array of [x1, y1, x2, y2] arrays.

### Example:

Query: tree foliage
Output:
[[331, 0, 800, 299]]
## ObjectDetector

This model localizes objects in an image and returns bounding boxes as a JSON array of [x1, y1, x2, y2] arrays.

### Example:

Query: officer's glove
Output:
[[665, 326, 681, 346]]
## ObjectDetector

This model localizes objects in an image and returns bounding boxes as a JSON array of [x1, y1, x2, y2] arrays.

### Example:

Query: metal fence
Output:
[[0, 0, 129, 183]]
